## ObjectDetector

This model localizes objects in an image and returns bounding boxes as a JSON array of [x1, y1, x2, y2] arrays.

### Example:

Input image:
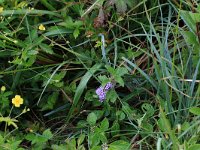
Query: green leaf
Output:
[[116, 67, 128, 77], [7, 140, 22, 150], [106, 89, 118, 103], [188, 144, 200, 150], [105, 65, 115, 75], [73, 28, 80, 39], [182, 31, 198, 45], [0, 117, 18, 128], [91, 146, 101, 150], [98, 75, 109, 86], [100, 118, 109, 131], [87, 112, 97, 126], [39, 43, 54, 54], [78, 134, 85, 146], [141, 103, 154, 118], [111, 121, 120, 136], [99, 132, 107, 143], [0, 134, 4, 144], [159, 107, 179, 149], [114, 76, 124, 87], [189, 107, 200, 115], [41, 92, 59, 111], [89, 133, 100, 147], [108, 140, 130, 150], [42, 129, 53, 140], [66, 138, 76, 150], [51, 144, 67, 150], [116, 111, 125, 121]]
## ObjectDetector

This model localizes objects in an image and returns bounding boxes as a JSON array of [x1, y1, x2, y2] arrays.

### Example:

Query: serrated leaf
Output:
[[42, 129, 53, 140], [105, 65, 116, 75], [116, 67, 128, 77], [114, 76, 124, 87], [111, 121, 120, 136], [106, 89, 118, 103], [98, 75, 109, 86], [100, 118, 109, 131]]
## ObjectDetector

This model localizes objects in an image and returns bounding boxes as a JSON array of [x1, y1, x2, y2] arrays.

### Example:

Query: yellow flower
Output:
[[12, 95, 23, 107], [1, 86, 6, 92], [38, 24, 45, 31], [0, 7, 3, 13]]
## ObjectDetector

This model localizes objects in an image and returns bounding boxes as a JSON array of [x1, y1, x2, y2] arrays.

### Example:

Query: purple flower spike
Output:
[[98, 92, 106, 102], [96, 86, 104, 95], [96, 86, 106, 102], [104, 82, 113, 91]]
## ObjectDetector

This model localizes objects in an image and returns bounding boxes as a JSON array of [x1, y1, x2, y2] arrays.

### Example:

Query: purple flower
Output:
[[95, 82, 114, 102], [96, 86, 104, 95], [104, 82, 113, 91], [98, 92, 106, 102], [96, 86, 106, 102]]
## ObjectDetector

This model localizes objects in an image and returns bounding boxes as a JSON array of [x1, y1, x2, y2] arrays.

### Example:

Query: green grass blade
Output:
[[66, 63, 102, 122], [1, 9, 61, 17]]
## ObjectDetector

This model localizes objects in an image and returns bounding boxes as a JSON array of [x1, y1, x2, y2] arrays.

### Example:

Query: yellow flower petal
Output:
[[39, 24, 45, 31], [12, 95, 24, 107]]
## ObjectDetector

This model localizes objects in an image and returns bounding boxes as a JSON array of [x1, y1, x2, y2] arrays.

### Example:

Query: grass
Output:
[[0, 0, 199, 149]]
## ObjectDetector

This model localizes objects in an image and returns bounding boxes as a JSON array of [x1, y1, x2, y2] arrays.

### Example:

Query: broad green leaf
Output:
[[188, 144, 200, 150], [116, 67, 128, 77], [111, 121, 120, 136], [106, 89, 118, 103], [89, 133, 100, 147], [87, 112, 97, 126], [182, 31, 198, 45], [114, 76, 124, 87], [91, 146, 101, 150], [100, 118, 109, 131], [108, 140, 130, 150], [42, 129, 53, 140], [189, 107, 200, 115], [51, 144, 67, 150], [105, 65, 115, 75], [180, 10, 197, 33], [41, 92, 59, 111], [78, 134, 85, 146], [98, 75, 109, 86], [66, 138, 76, 150]]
